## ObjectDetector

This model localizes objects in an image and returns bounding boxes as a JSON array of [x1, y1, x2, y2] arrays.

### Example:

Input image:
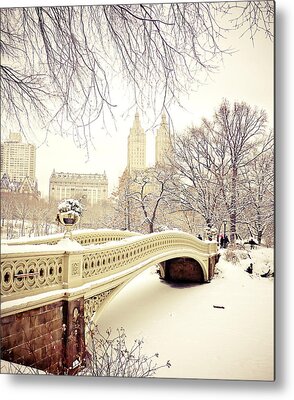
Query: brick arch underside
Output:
[[88, 250, 208, 327], [160, 257, 205, 283]]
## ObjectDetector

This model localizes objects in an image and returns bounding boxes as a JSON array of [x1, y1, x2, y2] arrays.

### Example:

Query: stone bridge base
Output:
[[1, 297, 85, 375]]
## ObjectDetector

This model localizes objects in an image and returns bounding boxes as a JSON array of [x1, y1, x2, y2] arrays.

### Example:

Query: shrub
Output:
[[82, 324, 171, 378], [224, 246, 240, 264], [223, 244, 251, 264]]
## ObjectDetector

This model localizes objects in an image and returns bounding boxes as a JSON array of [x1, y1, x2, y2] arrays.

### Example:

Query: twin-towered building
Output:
[[127, 111, 173, 174], [50, 110, 172, 206], [1, 110, 171, 203]]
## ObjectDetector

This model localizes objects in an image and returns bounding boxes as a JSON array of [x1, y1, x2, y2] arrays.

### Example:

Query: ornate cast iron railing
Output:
[[1, 231, 217, 303]]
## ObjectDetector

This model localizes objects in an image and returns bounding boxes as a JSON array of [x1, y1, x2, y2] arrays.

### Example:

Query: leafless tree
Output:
[[172, 100, 273, 242], [115, 167, 175, 233], [163, 207, 204, 236], [112, 169, 135, 231], [27, 198, 57, 236], [239, 140, 274, 244], [1, 192, 17, 239], [171, 131, 223, 228], [131, 168, 172, 233], [13, 194, 35, 237], [0, 2, 274, 148], [220, 0, 274, 41], [79, 199, 116, 229], [210, 100, 272, 241]]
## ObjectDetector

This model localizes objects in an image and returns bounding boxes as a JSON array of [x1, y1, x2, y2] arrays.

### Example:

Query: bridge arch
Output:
[[2, 229, 219, 373], [86, 249, 209, 327]]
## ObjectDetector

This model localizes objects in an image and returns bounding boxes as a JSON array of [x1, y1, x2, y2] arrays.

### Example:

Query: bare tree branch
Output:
[[0, 2, 274, 147]]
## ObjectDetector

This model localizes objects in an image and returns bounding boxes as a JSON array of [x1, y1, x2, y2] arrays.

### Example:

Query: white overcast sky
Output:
[[1, 0, 274, 198]]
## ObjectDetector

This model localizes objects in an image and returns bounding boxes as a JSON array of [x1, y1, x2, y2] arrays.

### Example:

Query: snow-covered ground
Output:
[[96, 246, 274, 381], [0, 245, 274, 381]]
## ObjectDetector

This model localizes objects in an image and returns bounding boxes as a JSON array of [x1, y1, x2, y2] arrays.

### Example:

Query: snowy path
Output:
[[96, 248, 274, 381]]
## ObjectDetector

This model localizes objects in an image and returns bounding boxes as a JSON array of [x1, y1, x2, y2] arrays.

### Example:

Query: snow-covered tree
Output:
[[172, 100, 273, 242], [1, 192, 17, 239], [128, 167, 176, 233], [113, 167, 178, 233], [171, 130, 223, 229], [239, 137, 274, 244], [212, 101, 271, 241]]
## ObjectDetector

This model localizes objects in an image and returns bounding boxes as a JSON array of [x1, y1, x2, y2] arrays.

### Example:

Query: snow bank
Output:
[[219, 245, 274, 276], [96, 246, 274, 381]]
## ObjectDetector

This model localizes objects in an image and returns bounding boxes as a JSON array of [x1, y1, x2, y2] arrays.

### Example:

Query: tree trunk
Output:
[[257, 230, 263, 245], [21, 218, 25, 237], [149, 222, 154, 233], [6, 219, 10, 239], [230, 165, 238, 243], [256, 207, 263, 244]]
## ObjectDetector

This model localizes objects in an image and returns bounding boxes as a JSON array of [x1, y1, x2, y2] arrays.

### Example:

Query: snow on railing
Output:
[[2, 228, 142, 246], [1, 230, 217, 304]]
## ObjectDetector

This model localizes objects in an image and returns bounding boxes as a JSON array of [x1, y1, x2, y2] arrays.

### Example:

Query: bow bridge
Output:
[[1, 229, 219, 374]]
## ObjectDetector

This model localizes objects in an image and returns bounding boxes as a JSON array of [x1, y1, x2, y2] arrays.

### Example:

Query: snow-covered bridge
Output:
[[1, 229, 219, 374]]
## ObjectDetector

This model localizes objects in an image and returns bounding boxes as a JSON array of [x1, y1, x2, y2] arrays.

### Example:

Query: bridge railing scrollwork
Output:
[[81, 232, 217, 281], [1, 250, 65, 300], [1, 231, 218, 304]]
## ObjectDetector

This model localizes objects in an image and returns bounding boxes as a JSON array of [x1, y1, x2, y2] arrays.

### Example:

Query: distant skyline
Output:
[[1, 1, 274, 199]]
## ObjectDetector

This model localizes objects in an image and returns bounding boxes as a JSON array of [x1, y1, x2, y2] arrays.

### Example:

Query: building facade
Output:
[[0, 173, 40, 198], [155, 113, 173, 166], [49, 171, 108, 206], [127, 111, 146, 173], [0, 132, 39, 198], [1, 132, 36, 182]]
